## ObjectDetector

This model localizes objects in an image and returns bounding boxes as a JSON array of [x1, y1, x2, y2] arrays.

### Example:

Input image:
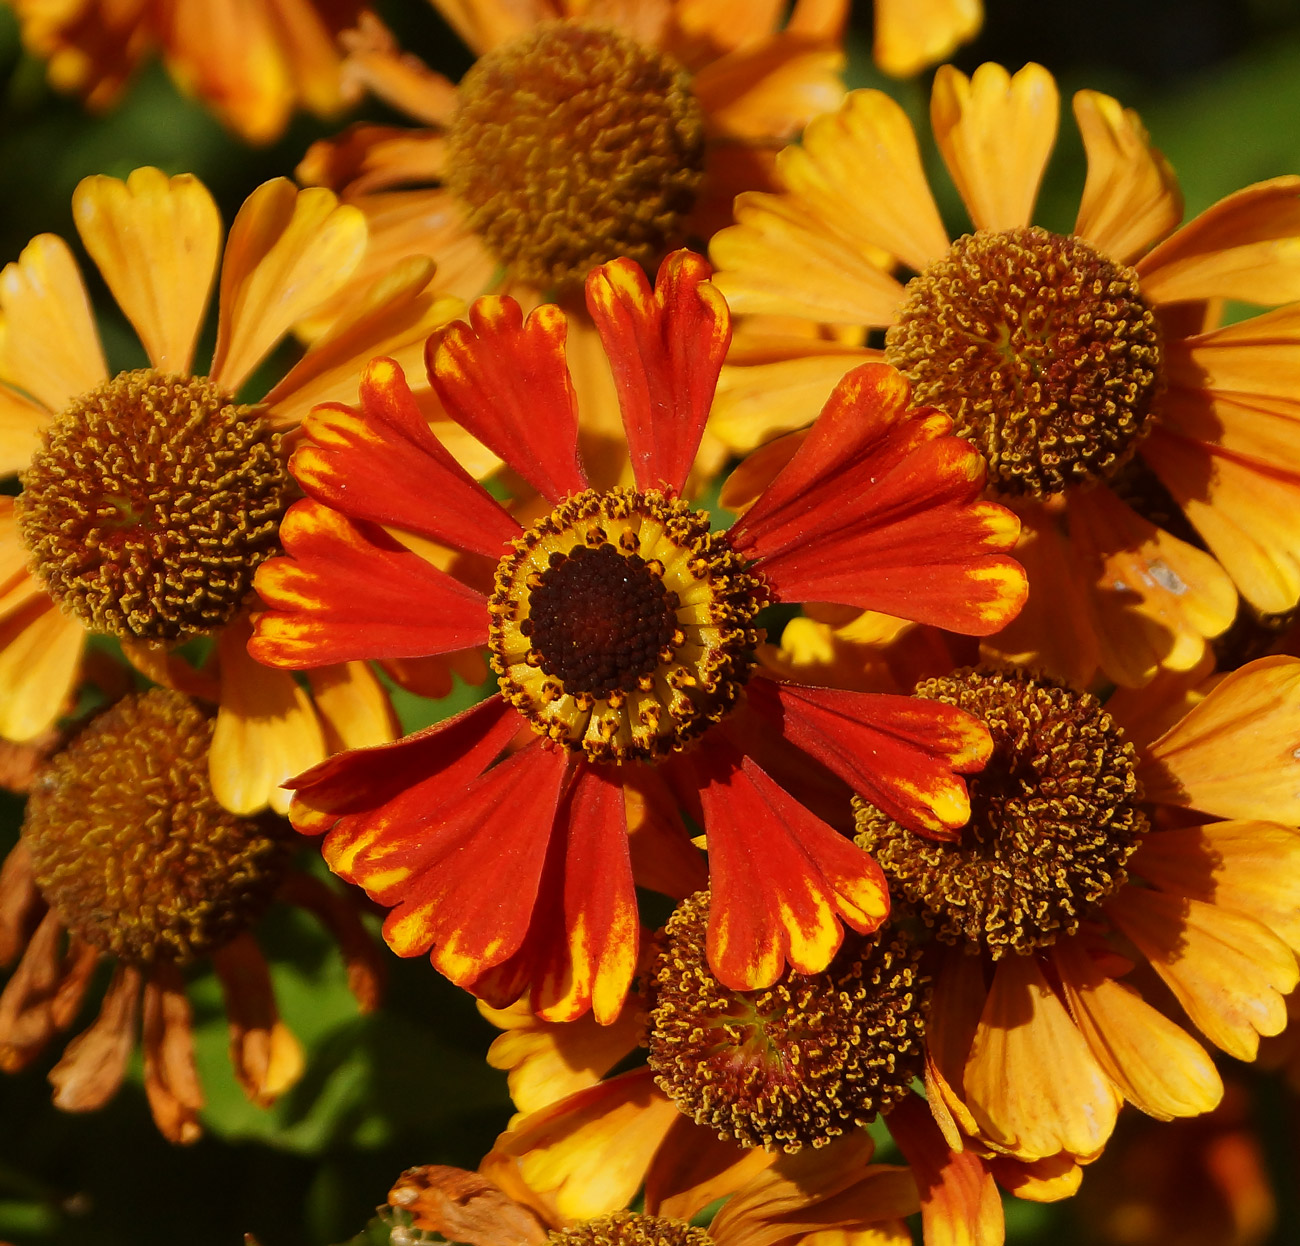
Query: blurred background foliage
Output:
[[1, 1, 1300, 1242]]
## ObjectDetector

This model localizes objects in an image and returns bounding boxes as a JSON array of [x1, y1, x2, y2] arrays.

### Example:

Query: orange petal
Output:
[[963, 954, 1121, 1161], [49, 963, 142, 1112], [72, 167, 221, 376], [931, 62, 1059, 233], [645, 1114, 776, 1221], [305, 661, 398, 754], [0, 597, 86, 743], [210, 180, 367, 393], [1140, 654, 1300, 822], [1072, 90, 1182, 265], [0, 381, 50, 475], [141, 963, 204, 1145], [0, 233, 106, 411], [873, 0, 981, 79]]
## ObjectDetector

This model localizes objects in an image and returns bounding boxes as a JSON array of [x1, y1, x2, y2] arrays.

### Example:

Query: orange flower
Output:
[[249, 251, 1026, 1021], [710, 61, 1300, 688], [0, 166, 465, 813], [7, 0, 367, 143]]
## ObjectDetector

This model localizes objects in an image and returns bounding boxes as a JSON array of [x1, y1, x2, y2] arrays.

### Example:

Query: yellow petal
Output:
[[0, 383, 48, 477], [778, 88, 950, 272], [963, 954, 1121, 1161], [1051, 937, 1223, 1121], [1168, 302, 1300, 399], [1140, 654, 1300, 822], [1072, 90, 1183, 265], [210, 181, 367, 394], [304, 662, 398, 754], [1106, 888, 1298, 1061], [0, 234, 106, 411], [72, 167, 221, 376], [0, 598, 85, 742], [931, 62, 1059, 232], [873, 0, 981, 79]]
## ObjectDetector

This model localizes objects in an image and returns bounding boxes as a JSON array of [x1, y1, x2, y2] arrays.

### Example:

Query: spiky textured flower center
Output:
[[884, 227, 1163, 499], [18, 369, 293, 641], [550, 1213, 711, 1246], [444, 21, 706, 291], [23, 690, 292, 964], [646, 893, 928, 1151], [489, 489, 765, 763], [854, 669, 1147, 957]]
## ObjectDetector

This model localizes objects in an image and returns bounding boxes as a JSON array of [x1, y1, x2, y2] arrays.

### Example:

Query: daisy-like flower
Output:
[[7, 0, 367, 144], [0, 688, 384, 1144], [0, 166, 465, 813], [710, 62, 1300, 688], [852, 658, 1300, 1169], [249, 250, 1027, 1022]]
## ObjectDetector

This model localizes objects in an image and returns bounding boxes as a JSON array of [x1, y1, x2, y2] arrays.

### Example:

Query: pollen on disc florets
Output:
[[444, 21, 707, 292], [645, 893, 929, 1152], [489, 488, 766, 764], [550, 1212, 712, 1246], [853, 669, 1147, 958], [22, 689, 293, 965], [17, 368, 293, 642], [884, 226, 1163, 500]]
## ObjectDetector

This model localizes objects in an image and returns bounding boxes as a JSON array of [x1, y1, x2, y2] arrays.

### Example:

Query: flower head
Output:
[[250, 250, 1027, 1021]]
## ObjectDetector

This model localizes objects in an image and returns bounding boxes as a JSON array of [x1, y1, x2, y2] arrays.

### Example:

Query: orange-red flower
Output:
[[250, 250, 1027, 1022]]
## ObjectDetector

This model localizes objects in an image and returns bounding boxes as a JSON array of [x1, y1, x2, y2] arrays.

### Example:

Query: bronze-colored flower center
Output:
[[17, 368, 293, 642], [854, 669, 1147, 957], [550, 1213, 711, 1246], [489, 488, 765, 764], [23, 690, 292, 964], [645, 892, 928, 1152], [444, 21, 707, 292], [884, 227, 1163, 499]]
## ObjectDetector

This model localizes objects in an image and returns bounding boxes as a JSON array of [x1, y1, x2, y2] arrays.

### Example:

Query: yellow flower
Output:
[[0, 166, 463, 812], [873, 0, 982, 78], [7, 0, 367, 143], [710, 62, 1300, 688]]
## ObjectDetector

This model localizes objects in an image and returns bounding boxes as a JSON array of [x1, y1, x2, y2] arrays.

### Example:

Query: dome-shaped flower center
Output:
[[489, 488, 765, 763], [646, 892, 928, 1152], [884, 227, 1163, 499], [854, 669, 1147, 958], [23, 689, 292, 964], [444, 21, 707, 292], [551, 1213, 711, 1246], [17, 368, 293, 642]]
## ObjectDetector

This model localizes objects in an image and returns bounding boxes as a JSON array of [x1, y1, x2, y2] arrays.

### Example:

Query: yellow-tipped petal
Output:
[[72, 167, 221, 376]]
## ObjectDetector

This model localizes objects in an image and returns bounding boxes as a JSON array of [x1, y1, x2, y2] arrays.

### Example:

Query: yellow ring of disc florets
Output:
[[488, 488, 766, 764]]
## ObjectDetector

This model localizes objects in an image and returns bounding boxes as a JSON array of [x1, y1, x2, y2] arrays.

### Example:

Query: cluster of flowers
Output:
[[1, 1, 1298, 1244]]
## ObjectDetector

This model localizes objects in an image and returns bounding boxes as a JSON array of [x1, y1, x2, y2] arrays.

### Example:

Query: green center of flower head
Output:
[[22, 689, 292, 965], [444, 21, 707, 292], [645, 892, 928, 1152], [488, 488, 766, 763], [884, 226, 1164, 500], [550, 1213, 711, 1246], [854, 669, 1148, 958], [17, 368, 293, 642]]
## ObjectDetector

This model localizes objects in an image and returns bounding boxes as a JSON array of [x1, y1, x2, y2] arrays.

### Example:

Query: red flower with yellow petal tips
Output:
[[250, 250, 1027, 1022]]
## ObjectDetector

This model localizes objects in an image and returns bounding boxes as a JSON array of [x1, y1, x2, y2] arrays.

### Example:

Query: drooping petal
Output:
[[0, 233, 107, 412], [1139, 655, 1300, 822], [72, 167, 221, 376], [1106, 888, 1298, 1062], [985, 1153, 1082, 1204], [645, 1115, 776, 1220], [729, 363, 1024, 635], [290, 356, 521, 558], [686, 738, 889, 990], [0, 911, 67, 1070], [48, 962, 143, 1113], [427, 298, 587, 504], [305, 661, 398, 755], [1072, 90, 1183, 265], [745, 675, 988, 837], [0, 596, 87, 743], [585, 252, 729, 496], [210, 181, 367, 394], [1137, 176, 1300, 306], [1051, 936, 1223, 1122], [251, 499, 490, 668], [963, 954, 1122, 1161], [931, 62, 1059, 233], [140, 962, 204, 1145]]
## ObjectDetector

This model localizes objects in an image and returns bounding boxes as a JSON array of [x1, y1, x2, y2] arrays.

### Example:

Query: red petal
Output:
[[585, 251, 730, 495], [251, 498, 489, 668], [291, 356, 520, 560], [686, 738, 889, 990], [746, 675, 990, 838], [427, 298, 588, 504], [728, 362, 1025, 635]]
